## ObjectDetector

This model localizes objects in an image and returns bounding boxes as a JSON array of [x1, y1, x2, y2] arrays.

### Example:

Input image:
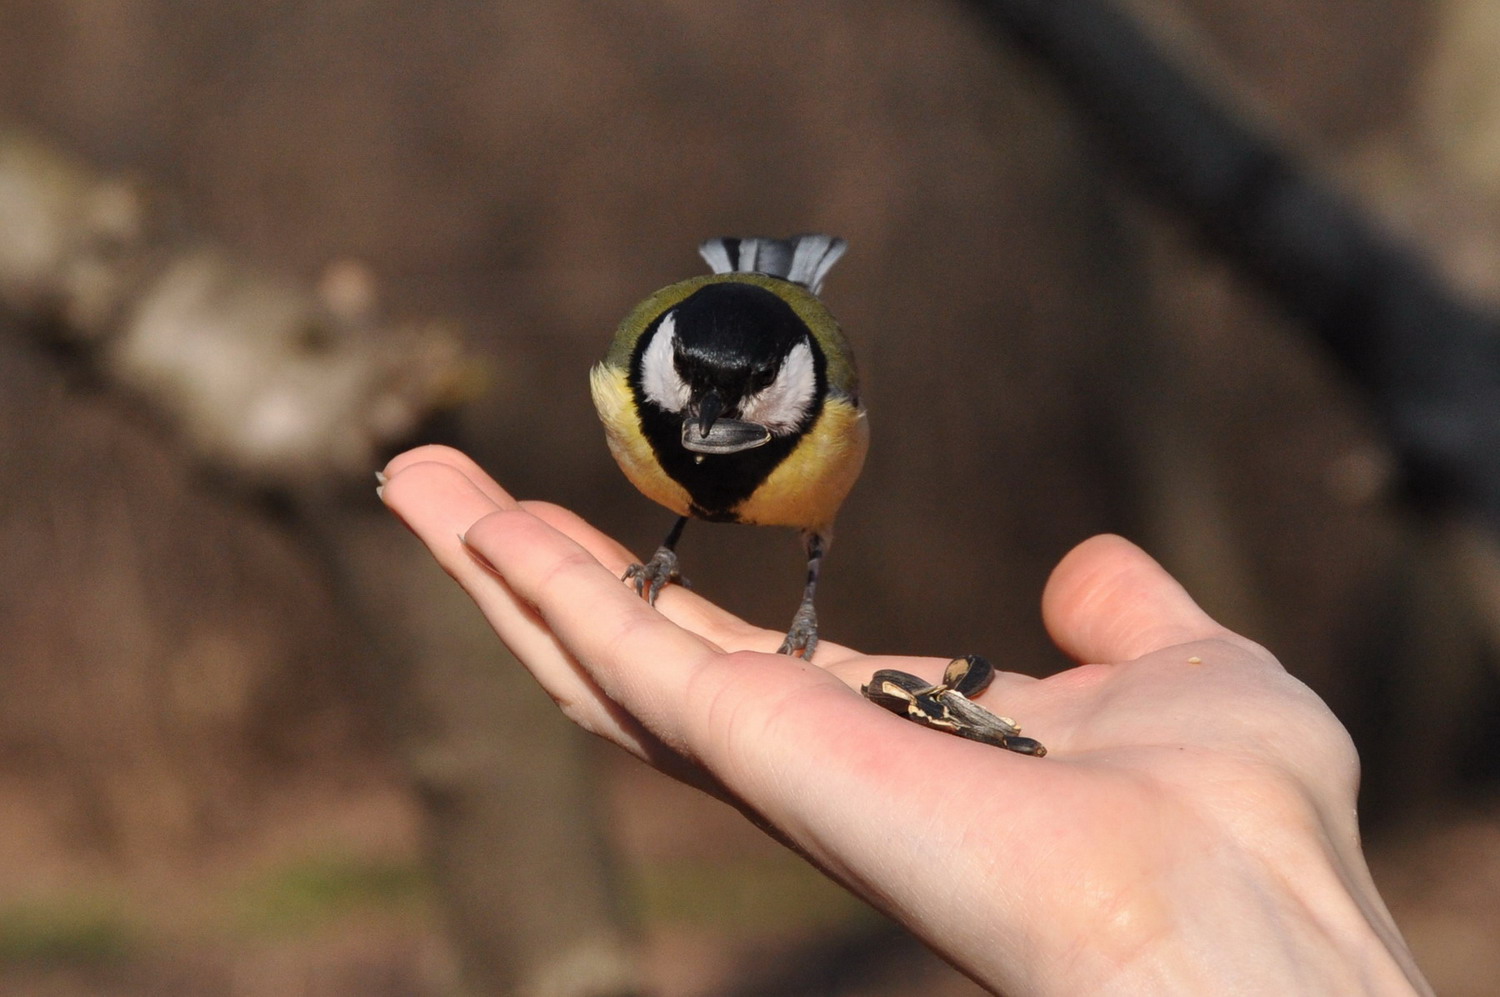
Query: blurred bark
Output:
[[1371, 803, 1500, 997], [0, 125, 468, 495], [0, 126, 644, 996], [965, 0, 1500, 528], [340, 522, 642, 997]]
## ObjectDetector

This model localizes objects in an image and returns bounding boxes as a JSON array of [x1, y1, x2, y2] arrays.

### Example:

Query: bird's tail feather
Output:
[[699, 234, 847, 294]]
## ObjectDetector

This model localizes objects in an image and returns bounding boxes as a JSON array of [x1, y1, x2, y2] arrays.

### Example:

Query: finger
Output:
[[379, 460, 557, 671], [1041, 534, 1235, 664], [382, 444, 511, 506], [444, 478, 1059, 867], [461, 507, 872, 761], [380, 460, 657, 749], [519, 500, 790, 657], [459, 505, 728, 751]]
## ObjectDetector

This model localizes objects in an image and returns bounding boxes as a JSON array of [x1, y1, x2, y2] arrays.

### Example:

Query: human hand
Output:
[[380, 445, 1431, 996]]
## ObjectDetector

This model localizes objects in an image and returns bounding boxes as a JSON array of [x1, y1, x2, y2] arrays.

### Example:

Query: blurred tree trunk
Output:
[[333, 516, 643, 997], [0, 125, 644, 996]]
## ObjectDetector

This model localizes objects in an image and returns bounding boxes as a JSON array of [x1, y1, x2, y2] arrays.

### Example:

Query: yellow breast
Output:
[[730, 396, 868, 532], [591, 361, 868, 532], [589, 362, 694, 517]]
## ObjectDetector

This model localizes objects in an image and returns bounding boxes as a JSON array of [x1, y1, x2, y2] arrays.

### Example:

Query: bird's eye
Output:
[[739, 340, 818, 433]]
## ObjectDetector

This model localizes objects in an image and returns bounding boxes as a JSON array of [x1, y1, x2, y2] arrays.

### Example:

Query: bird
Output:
[[589, 234, 868, 659]]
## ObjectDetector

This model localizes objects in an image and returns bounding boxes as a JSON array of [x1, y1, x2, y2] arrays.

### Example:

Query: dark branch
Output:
[[966, 0, 1500, 523]]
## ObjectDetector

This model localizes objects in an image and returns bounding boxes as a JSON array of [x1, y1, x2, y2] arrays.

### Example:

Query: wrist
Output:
[[1021, 832, 1431, 996]]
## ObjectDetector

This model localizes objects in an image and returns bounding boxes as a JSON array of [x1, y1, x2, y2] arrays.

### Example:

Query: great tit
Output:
[[589, 234, 868, 659]]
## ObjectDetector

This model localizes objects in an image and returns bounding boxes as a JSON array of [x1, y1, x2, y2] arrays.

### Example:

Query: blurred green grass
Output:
[[0, 897, 137, 967], [227, 851, 434, 937], [629, 853, 876, 931]]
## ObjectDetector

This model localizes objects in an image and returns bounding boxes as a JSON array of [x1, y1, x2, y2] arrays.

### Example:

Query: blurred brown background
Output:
[[1, 0, 1498, 994]]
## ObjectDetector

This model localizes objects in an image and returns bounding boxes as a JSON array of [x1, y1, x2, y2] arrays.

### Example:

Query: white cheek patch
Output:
[[638, 312, 690, 412], [740, 340, 817, 434]]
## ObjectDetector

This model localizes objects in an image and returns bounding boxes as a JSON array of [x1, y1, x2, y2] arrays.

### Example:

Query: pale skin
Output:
[[380, 444, 1432, 996]]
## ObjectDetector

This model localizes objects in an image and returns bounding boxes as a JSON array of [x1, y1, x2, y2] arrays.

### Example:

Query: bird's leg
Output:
[[624, 516, 688, 604], [779, 530, 826, 659]]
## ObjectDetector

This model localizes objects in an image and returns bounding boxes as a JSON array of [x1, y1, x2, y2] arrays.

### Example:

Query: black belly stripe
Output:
[[634, 403, 810, 521]]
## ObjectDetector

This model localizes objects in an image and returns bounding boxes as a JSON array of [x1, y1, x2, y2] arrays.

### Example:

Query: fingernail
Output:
[[459, 533, 499, 574]]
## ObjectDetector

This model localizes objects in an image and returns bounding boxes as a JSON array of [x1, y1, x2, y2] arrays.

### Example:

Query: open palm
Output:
[[381, 445, 1428, 996]]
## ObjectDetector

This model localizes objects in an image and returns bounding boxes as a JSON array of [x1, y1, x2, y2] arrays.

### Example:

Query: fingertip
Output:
[[379, 458, 517, 559], [1040, 535, 1140, 616], [382, 446, 518, 513], [379, 455, 485, 505], [1042, 534, 1230, 664], [382, 444, 473, 480]]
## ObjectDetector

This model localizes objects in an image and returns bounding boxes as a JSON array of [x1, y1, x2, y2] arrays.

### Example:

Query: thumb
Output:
[[1042, 534, 1232, 664]]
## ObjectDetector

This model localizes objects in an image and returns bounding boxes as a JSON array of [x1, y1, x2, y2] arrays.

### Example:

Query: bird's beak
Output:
[[695, 389, 725, 438], [682, 389, 772, 454]]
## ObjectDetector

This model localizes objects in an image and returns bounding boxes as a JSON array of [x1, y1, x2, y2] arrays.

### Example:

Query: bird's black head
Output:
[[633, 280, 826, 441], [629, 279, 829, 517], [670, 282, 805, 410]]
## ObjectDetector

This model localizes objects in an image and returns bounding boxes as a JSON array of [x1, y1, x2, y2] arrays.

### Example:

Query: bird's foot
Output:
[[623, 546, 686, 604], [778, 603, 819, 659]]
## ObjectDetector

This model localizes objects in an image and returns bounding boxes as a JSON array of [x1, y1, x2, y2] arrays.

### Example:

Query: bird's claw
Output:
[[778, 603, 819, 659], [623, 546, 686, 604]]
